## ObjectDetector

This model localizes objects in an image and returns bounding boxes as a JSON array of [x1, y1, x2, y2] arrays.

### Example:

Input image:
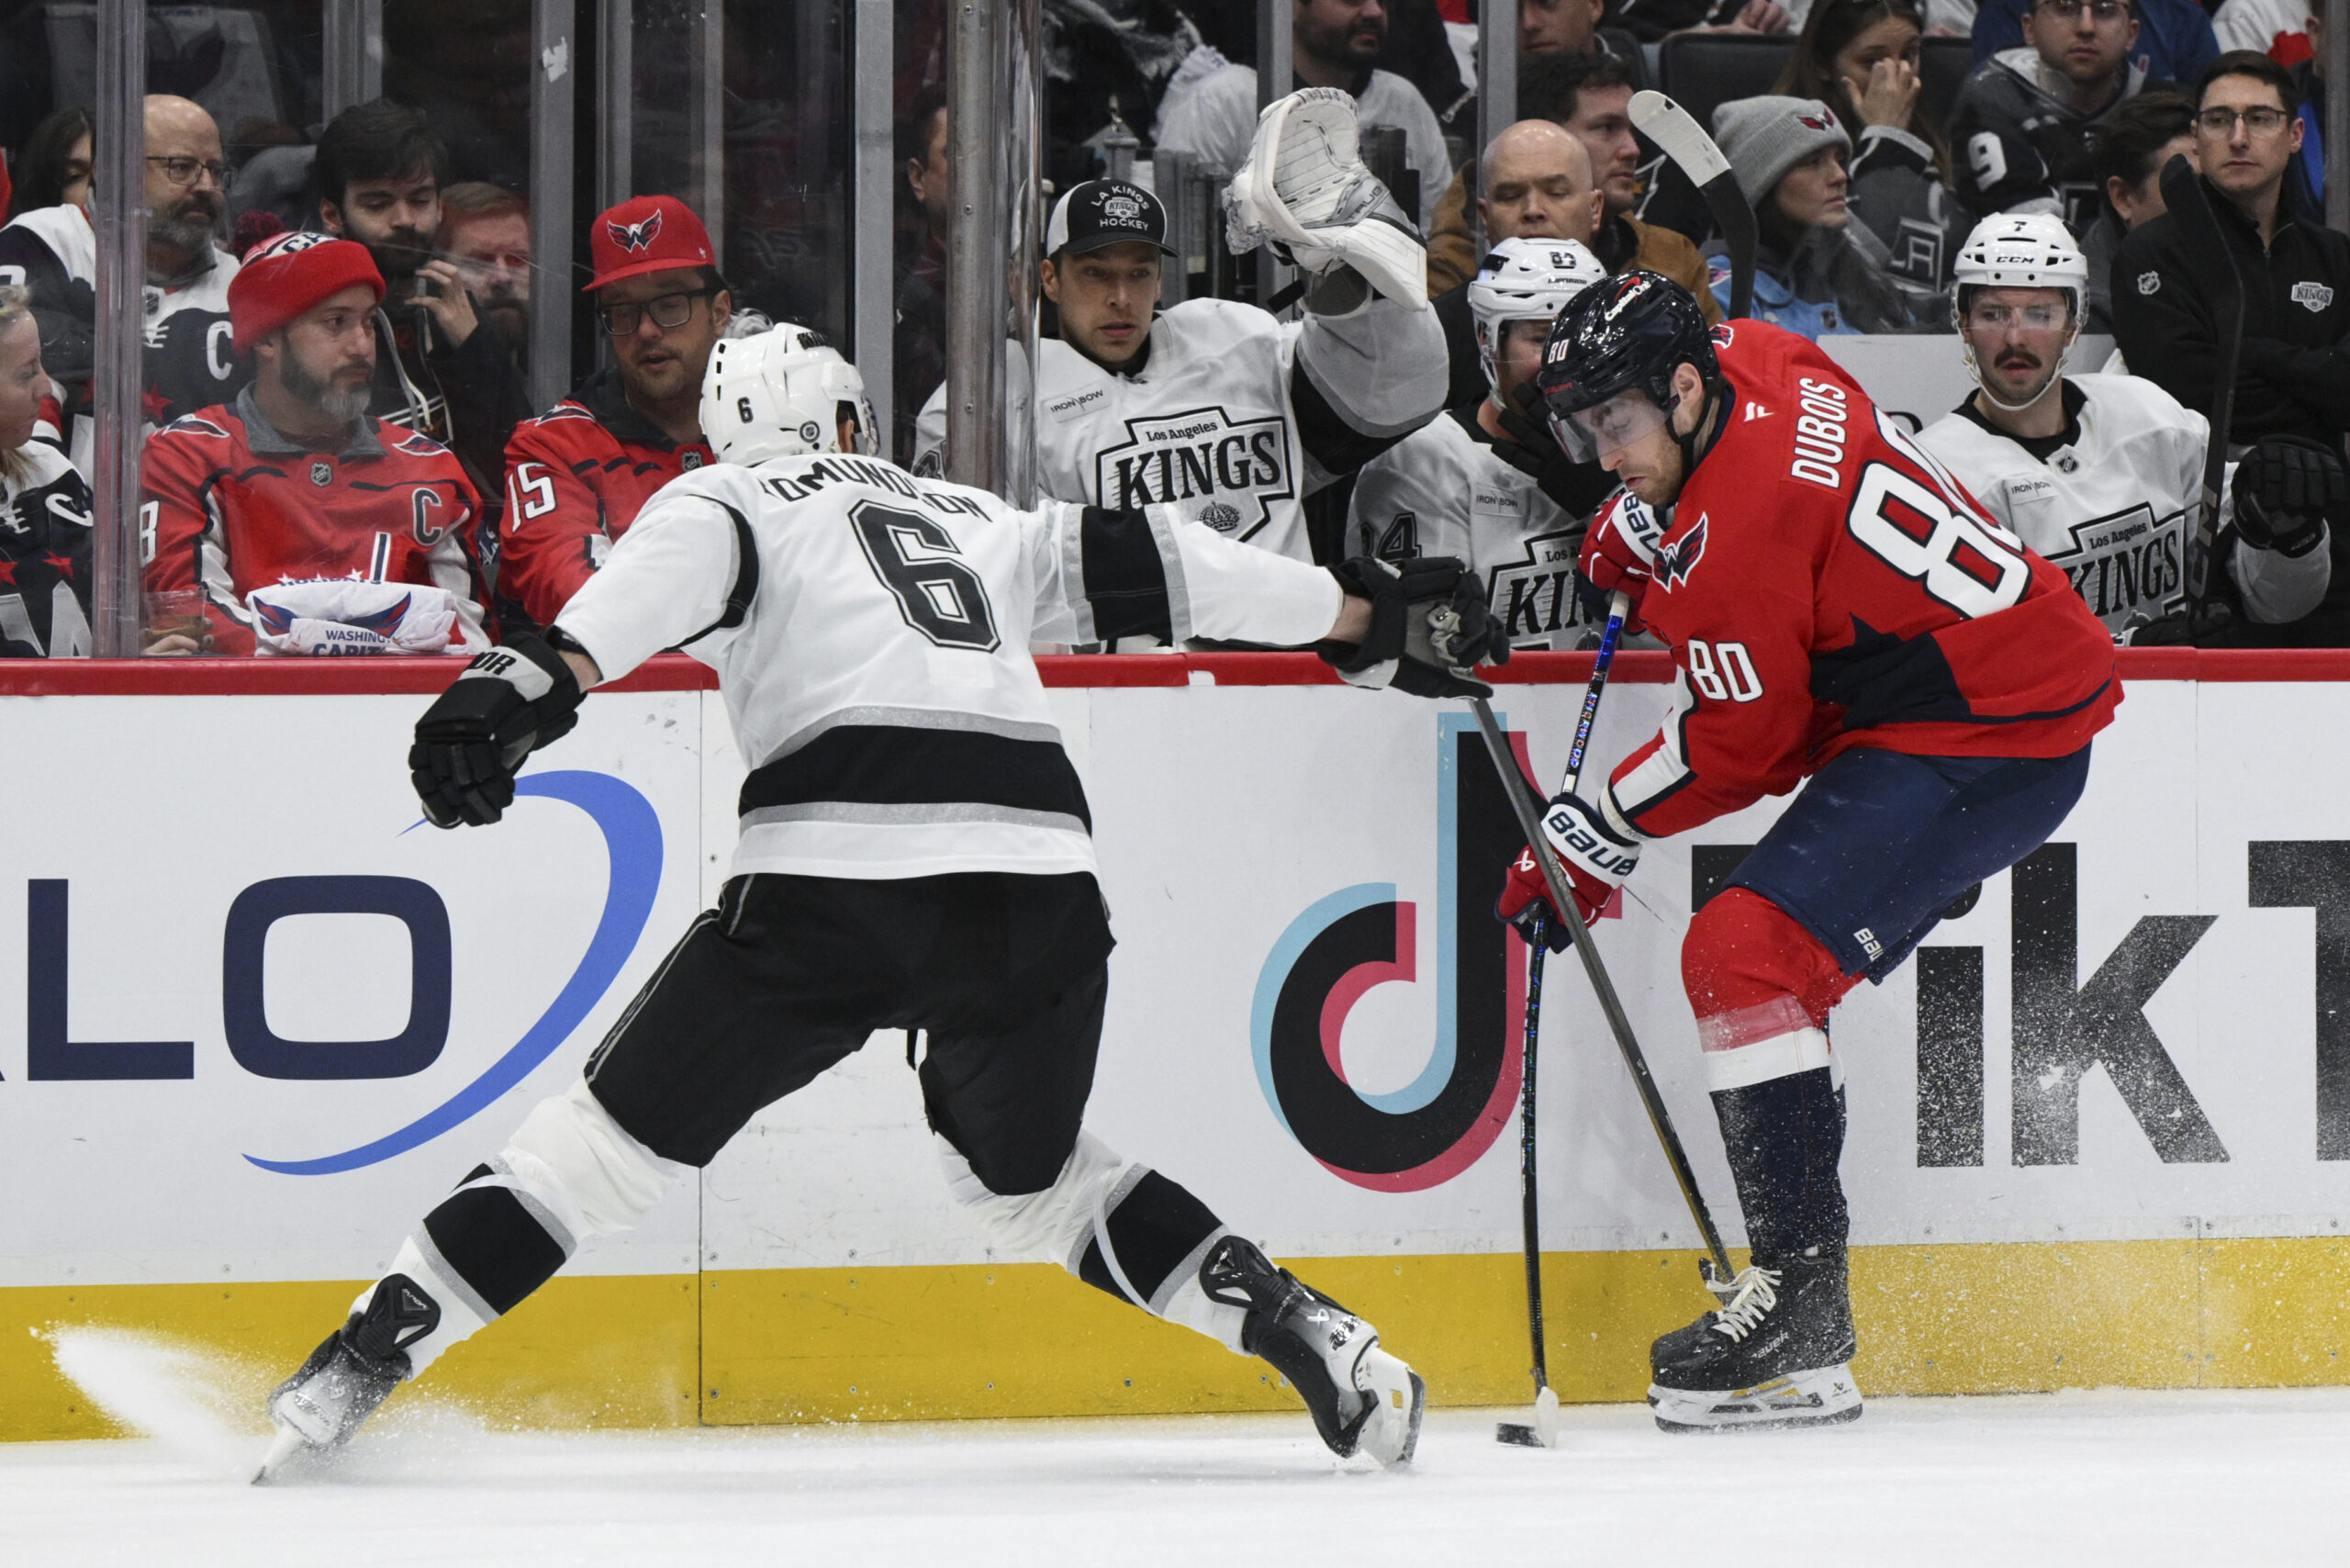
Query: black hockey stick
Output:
[[2158, 153, 2245, 618], [1492, 926, 1555, 1449], [1469, 599, 1737, 1296], [1629, 91, 1755, 321]]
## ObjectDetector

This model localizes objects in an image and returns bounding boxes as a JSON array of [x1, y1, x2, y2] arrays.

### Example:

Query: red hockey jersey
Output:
[[492, 368, 715, 633], [141, 389, 487, 655], [1592, 320, 2120, 841]]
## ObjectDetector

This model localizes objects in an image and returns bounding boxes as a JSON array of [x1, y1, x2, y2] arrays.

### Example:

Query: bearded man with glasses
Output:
[[489, 196, 734, 634], [2114, 51, 2350, 520], [0, 95, 246, 474], [1949, 0, 2163, 230]]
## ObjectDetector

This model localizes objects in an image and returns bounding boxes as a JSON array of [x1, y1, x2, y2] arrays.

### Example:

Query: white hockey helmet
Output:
[[700, 322, 878, 465], [1466, 237, 1611, 401], [1952, 214, 2087, 411]]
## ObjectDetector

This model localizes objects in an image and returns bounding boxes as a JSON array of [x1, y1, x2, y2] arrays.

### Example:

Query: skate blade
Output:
[[1494, 1385, 1561, 1449], [1355, 1350, 1426, 1468], [1647, 1363, 1862, 1434], [252, 1424, 313, 1485]]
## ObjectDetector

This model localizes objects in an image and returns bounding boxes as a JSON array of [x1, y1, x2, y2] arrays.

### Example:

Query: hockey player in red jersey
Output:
[[1497, 272, 2119, 1430], [141, 233, 487, 655], [491, 196, 728, 633]]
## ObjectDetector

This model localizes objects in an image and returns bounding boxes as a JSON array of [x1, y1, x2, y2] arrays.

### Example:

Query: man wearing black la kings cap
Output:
[[917, 90, 1447, 570]]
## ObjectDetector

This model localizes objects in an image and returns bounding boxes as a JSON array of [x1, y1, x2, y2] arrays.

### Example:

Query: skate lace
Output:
[[1708, 1266, 1782, 1343]]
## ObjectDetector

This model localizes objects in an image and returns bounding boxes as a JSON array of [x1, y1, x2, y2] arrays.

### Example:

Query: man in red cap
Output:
[[489, 195, 733, 633], [140, 232, 489, 655]]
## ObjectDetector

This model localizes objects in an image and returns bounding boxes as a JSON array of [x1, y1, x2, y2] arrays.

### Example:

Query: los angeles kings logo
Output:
[[1093, 406, 1295, 540]]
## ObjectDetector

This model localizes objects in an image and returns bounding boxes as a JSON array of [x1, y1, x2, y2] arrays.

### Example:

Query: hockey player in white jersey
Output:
[[1346, 236, 1628, 650], [256, 325, 1511, 1480], [916, 89, 1447, 566], [1916, 213, 2341, 643]]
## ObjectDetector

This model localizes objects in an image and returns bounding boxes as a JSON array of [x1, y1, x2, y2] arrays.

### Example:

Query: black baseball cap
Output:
[[1046, 179, 1174, 258]]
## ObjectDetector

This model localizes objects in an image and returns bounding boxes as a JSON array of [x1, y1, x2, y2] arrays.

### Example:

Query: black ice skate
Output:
[[1647, 1252, 1861, 1433], [254, 1273, 440, 1481], [1200, 1236, 1425, 1466]]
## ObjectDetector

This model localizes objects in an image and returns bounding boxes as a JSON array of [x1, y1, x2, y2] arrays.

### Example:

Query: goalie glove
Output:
[[2232, 434, 2344, 557], [1224, 87, 1427, 309], [409, 634, 585, 828], [1319, 554, 1509, 699], [1494, 790, 1644, 949]]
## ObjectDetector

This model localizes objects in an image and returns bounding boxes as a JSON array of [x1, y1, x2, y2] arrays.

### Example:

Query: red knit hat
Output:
[[229, 232, 385, 354], [588, 196, 716, 290]]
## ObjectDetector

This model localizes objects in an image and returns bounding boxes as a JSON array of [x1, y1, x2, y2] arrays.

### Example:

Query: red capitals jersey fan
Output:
[[1588, 319, 2120, 840], [142, 390, 488, 655], [494, 372, 714, 633]]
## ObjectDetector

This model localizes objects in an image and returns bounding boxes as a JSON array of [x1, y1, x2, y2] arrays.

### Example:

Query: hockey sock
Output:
[[1075, 1169, 1238, 1343], [1710, 1066, 1850, 1269]]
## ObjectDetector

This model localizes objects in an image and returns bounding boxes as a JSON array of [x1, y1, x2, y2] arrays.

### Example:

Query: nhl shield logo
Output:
[[2293, 281, 2335, 313], [682, 451, 704, 470], [2137, 271, 2161, 297], [310, 460, 333, 487]]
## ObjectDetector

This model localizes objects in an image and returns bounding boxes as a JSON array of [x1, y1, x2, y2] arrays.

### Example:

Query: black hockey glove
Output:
[[1492, 383, 1617, 518], [2233, 435, 2345, 557], [1318, 555, 1510, 700], [2119, 598, 2238, 647], [409, 634, 586, 827]]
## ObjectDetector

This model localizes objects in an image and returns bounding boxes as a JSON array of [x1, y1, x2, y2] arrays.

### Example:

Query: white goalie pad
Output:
[[1223, 87, 1427, 310]]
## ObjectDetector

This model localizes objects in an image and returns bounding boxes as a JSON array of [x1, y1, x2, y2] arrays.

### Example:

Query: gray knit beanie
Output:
[[1709, 96, 1852, 207]]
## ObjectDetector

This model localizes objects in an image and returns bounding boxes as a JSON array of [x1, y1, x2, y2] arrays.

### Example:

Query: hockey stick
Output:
[[2158, 152, 2244, 618], [1469, 599, 1737, 1296], [1628, 91, 1755, 322], [1493, 925, 1554, 1448]]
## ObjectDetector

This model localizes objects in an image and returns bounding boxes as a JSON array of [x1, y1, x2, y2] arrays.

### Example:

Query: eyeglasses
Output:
[[2035, 0, 2128, 20], [1967, 302, 2071, 331], [146, 155, 229, 188], [2197, 106, 2293, 137], [599, 289, 715, 336]]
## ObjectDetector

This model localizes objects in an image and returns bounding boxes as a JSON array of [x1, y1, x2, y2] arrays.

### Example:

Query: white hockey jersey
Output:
[[1917, 374, 2329, 633], [554, 453, 1341, 880], [914, 296, 1447, 565], [1344, 407, 1596, 650]]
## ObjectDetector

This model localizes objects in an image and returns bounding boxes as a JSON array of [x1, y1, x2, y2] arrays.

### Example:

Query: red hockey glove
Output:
[[1494, 790, 1643, 950], [1577, 493, 1668, 632]]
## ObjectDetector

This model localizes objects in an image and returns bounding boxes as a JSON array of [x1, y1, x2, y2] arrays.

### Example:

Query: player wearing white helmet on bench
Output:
[[915, 90, 1447, 571], [1917, 212, 2340, 643], [1347, 236, 1625, 650], [256, 322, 1517, 1481]]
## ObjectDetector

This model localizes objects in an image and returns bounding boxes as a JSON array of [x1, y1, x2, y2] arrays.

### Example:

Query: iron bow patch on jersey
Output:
[[1655, 513, 1708, 592]]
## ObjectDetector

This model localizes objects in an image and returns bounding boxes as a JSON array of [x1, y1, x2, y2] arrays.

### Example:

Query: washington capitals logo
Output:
[[1796, 109, 1837, 131], [254, 590, 413, 638], [1656, 514, 1708, 591], [607, 209, 663, 253]]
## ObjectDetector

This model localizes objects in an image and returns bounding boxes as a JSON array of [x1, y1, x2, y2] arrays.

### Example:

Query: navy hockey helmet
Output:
[[1536, 269, 1718, 420]]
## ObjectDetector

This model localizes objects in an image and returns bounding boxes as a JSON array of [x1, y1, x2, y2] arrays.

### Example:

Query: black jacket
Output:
[[2109, 180, 2350, 448]]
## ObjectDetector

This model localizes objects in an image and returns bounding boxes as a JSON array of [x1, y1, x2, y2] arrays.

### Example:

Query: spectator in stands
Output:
[[1949, 0, 2159, 230], [314, 98, 531, 503], [0, 95, 244, 474], [1775, 0, 1966, 292], [1372, 0, 1476, 133], [141, 233, 487, 657], [6, 106, 93, 219], [895, 84, 950, 466], [2288, 10, 2326, 213], [1972, 0, 2216, 85], [436, 183, 532, 363], [1710, 95, 1934, 336], [1427, 54, 1721, 314], [2113, 51, 2350, 453], [493, 196, 729, 635], [2081, 90, 2195, 331], [1518, 0, 1651, 79], [1428, 123, 1604, 407], [1606, 0, 1792, 40], [0, 284, 92, 658], [1156, 0, 1452, 229]]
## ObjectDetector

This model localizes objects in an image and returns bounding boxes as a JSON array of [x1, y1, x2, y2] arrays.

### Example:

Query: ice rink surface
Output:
[[9, 1331, 2348, 1567]]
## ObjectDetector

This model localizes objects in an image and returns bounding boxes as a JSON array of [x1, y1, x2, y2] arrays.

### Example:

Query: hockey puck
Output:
[[1494, 1421, 1545, 1447]]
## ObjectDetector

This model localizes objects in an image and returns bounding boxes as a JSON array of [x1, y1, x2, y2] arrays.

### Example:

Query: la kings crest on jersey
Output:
[[1038, 297, 1311, 560], [1346, 408, 1596, 649], [1915, 374, 2203, 633]]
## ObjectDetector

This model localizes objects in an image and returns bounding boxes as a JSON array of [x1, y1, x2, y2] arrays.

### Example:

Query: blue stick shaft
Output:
[[1558, 591, 1630, 796]]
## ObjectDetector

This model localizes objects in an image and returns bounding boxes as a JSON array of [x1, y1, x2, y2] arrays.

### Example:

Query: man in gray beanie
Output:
[[1705, 95, 1932, 337]]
